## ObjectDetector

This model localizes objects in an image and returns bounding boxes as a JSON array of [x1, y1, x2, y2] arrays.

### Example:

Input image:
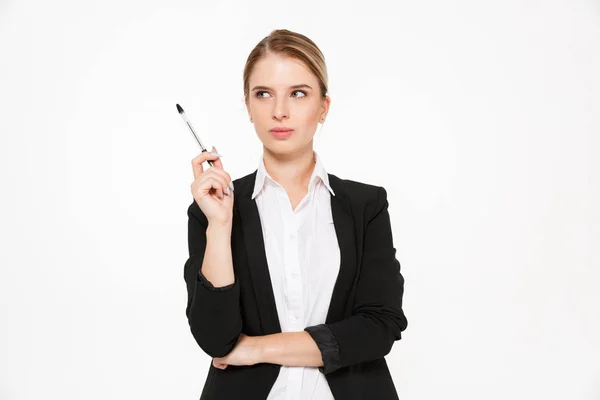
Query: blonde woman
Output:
[[184, 29, 408, 399]]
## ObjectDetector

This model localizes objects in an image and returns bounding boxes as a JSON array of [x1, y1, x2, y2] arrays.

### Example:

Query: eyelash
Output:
[[255, 90, 307, 99]]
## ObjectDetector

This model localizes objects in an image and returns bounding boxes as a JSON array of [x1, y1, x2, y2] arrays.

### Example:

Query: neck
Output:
[[262, 144, 316, 192]]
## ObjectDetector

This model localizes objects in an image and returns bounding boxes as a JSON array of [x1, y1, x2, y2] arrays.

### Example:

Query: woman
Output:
[[183, 29, 408, 400]]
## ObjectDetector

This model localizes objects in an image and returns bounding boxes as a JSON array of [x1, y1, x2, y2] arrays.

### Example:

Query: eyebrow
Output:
[[250, 84, 313, 91]]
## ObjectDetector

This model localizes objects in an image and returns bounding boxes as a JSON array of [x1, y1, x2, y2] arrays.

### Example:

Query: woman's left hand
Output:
[[212, 333, 261, 370]]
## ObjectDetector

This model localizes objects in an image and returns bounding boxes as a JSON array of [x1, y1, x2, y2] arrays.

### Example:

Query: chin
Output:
[[264, 143, 295, 154]]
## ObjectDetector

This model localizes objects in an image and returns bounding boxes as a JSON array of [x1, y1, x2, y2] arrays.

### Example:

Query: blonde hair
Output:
[[243, 29, 328, 104]]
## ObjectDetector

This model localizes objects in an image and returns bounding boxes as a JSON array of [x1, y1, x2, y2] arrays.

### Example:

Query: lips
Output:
[[270, 128, 294, 139]]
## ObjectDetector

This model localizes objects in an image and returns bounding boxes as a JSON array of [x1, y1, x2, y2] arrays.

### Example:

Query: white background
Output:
[[1, 0, 599, 399]]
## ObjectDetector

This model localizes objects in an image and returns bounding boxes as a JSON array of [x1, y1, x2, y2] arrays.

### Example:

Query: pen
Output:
[[176, 103, 234, 192]]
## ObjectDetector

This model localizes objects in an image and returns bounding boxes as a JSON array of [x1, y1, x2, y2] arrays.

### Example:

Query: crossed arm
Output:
[[253, 331, 324, 368]]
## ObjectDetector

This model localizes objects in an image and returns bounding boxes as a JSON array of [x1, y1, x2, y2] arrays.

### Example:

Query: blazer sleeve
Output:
[[183, 200, 242, 358], [304, 186, 408, 375]]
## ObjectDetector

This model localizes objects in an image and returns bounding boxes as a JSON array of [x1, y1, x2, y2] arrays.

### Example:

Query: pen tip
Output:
[[176, 104, 184, 114]]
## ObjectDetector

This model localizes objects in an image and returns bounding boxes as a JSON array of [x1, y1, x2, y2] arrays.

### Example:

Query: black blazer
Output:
[[183, 170, 408, 400]]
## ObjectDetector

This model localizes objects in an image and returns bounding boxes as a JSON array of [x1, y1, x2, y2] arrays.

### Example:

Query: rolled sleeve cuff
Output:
[[197, 270, 237, 291], [304, 324, 341, 375]]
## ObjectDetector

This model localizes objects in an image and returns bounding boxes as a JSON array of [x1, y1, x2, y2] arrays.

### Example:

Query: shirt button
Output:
[[290, 315, 297, 321]]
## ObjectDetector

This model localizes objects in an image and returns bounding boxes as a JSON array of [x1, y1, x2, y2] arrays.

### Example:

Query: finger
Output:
[[210, 145, 225, 170], [204, 176, 225, 199], [204, 166, 232, 195], [208, 173, 229, 199], [191, 151, 222, 181], [194, 175, 225, 200]]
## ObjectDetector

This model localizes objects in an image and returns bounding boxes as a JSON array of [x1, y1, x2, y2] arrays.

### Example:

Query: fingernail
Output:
[[210, 152, 224, 157], [225, 187, 231, 196], [229, 181, 235, 191]]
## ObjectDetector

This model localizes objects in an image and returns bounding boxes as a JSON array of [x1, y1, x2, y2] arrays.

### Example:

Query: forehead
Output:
[[249, 54, 317, 87]]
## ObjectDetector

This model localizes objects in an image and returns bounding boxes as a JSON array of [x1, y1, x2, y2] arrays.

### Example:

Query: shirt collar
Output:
[[251, 150, 335, 200]]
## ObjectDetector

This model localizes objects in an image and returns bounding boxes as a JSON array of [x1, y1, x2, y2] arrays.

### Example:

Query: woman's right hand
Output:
[[191, 146, 234, 227]]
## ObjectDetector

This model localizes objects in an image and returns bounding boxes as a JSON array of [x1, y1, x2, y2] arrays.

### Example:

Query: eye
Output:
[[255, 91, 270, 99], [291, 90, 307, 98]]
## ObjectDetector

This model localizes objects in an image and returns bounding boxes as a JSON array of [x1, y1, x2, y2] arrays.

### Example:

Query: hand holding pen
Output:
[[178, 104, 235, 227]]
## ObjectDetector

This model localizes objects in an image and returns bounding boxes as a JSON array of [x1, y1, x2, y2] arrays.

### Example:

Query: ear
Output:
[[245, 101, 252, 120], [320, 95, 331, 119]]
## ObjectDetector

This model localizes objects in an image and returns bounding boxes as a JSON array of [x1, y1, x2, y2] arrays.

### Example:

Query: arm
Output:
[[303, 186, 408, 375], [255, 331, 324, 368], [183, 201, 242, 358]]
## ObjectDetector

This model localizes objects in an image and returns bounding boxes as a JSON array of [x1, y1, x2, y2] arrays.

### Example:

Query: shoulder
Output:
[[328, 173, 389, 220]]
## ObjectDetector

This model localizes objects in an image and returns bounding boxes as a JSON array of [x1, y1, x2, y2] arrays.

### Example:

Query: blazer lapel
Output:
[[325, 174, 358, 323], [236, 171, 358, 335]]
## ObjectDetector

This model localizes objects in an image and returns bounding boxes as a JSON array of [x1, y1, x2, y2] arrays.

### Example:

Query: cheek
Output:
[[296, 103, 320, 120], [249, 100, 268, 115]]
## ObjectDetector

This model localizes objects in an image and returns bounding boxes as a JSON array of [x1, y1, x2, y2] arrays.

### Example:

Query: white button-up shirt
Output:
[[252, 151, 340, 400]]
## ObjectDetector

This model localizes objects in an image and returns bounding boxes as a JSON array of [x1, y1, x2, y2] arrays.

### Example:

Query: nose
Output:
[[272, 98, 289, 121]]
